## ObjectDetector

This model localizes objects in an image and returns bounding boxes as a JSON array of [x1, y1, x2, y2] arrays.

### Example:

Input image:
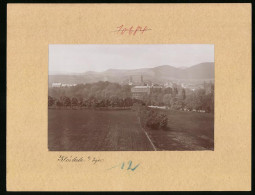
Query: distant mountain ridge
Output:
[[49, 62, 214, 85]]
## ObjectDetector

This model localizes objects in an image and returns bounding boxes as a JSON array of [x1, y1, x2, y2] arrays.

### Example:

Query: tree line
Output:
[[48, 81, 214, 113], [48, 95, 143, 108]]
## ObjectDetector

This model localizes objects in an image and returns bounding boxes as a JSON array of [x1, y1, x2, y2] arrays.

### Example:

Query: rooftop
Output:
[[133, 86, 150, 88]]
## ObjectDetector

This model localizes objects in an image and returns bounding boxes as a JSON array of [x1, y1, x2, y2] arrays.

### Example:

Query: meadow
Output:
[[48, 109, 154, 151], [48, 108, 214, 151], [146, 109, 214, 150]]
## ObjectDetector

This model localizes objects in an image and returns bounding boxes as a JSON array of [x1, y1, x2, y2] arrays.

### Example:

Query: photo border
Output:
[[1, 0, 253, 193]]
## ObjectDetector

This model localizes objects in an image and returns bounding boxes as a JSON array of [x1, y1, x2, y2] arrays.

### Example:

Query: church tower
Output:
[[129, 76, 133, 82]]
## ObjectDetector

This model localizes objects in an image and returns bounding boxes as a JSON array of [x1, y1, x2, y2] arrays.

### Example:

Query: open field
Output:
[[48, 109, 154, 151], [48, 109, 214, 151], [146, 109, 214, 150]]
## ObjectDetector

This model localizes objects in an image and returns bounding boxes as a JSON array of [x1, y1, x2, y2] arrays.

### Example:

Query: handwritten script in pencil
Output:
[[57, 155, 104, 165], [113, 25, 152, 36]]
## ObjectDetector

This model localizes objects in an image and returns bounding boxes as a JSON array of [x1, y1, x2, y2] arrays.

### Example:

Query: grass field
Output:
[[146, 109, 214, 150], [48, 109, 154, 151], [48, 108, 214, 151]]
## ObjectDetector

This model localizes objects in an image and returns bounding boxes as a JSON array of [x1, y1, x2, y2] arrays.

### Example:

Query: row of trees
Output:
[[48, 95, 144, 108], [48, 81, 214, 113], [157, 88, 214, 113], [49, 81, 188, 103], [138, 88, 214, 113], [49, 81, 132, 100]]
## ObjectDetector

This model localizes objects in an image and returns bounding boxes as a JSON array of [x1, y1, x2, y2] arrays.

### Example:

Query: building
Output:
[[181, 83, 186, 88], [51, 83, 77, 88], [141, 75, 144, 84], [131, 86, 150, 100], [164, 81, 173, 88], [130, 74, 151, 99], [52, 83, 62, 88], [126, 74, 146, 86], [62, 83, 77, 87], [128, 76, 133, 85], [150, 85, 162, 93]]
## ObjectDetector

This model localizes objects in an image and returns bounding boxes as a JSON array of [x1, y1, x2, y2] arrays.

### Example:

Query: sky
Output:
[[49, 44, 214, 74]]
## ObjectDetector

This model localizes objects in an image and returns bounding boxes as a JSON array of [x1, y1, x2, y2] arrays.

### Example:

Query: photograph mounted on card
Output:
[[48, 44, 214, 151], [6, 3, 251, 191]]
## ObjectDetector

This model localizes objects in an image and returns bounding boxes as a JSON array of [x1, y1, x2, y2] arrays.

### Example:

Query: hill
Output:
[[49, 62, 214, 85]]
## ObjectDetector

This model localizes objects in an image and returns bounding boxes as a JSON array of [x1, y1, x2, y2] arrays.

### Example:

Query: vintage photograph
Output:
[[48, 44, 214, 151]]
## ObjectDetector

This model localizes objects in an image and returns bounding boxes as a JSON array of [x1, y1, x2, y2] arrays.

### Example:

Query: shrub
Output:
[[139, 107, 168, 130], [146, 114, 160, 129], [159, 113, 168, 129]]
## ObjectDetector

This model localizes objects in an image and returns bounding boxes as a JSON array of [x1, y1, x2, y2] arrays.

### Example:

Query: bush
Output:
[[159, 113, 168, 129], [146, 110, 160, 129], [139, 107, 168, 130]]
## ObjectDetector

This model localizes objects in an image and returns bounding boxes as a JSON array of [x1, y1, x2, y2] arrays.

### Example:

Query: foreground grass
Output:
[[48, 108, 214, 151], [145, 109, 214, 150], [48, 109, 154, 151]]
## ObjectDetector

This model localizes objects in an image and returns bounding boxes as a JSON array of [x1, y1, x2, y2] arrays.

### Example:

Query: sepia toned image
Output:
[[6, 3, 251, 191], [48, 44, 214, 151]]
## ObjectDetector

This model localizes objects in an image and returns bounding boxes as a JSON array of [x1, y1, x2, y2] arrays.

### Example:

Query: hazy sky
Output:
[[49, 44, 214, 74]]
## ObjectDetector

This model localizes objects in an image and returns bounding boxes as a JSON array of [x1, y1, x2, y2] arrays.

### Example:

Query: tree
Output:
[[91, 101, 97, 109], [211, 83, 214, 94], [77, 99, 83, 108], [71, 97, 78, 108], [156, 93, 164, 106], [195, 89, 206, 110], [172, 99, 185, 110], [172, 88, 178, 98], [164, 87, 172, 94], [48, 96, 54, 107], [121, 85, 132, 98], [56, 100, 63, 108], [98, 100, 106, 107], [163, 94, 171, 106], [174, 87, 178, 95], [124, 97, 133, 107], [182, 88, 186, 100], [63, 96, 71, 108], [203, 93, 214, 113]]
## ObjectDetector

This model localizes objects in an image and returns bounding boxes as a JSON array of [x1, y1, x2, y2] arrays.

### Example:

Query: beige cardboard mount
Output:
[[7, 4, 251, 191]]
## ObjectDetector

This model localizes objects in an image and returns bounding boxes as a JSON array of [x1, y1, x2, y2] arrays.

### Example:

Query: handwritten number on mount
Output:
[[107, 161, 140, 171]]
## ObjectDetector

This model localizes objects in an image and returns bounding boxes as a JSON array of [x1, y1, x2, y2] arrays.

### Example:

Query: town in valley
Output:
[[48, 44, 214, 151]]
